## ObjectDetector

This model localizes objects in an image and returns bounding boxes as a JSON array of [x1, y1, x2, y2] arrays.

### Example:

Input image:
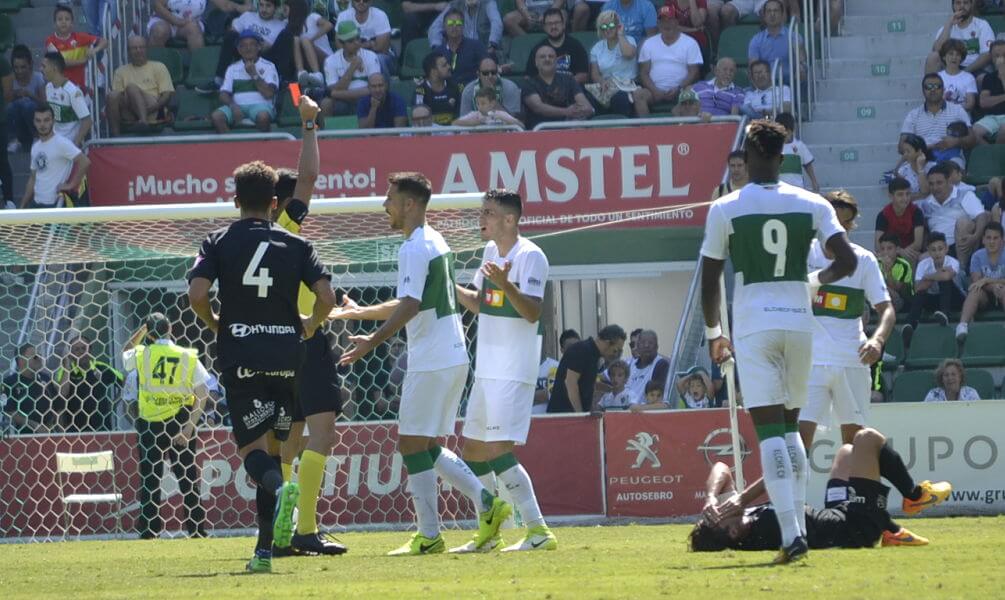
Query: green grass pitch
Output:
[[3, 517, 1004, 599]]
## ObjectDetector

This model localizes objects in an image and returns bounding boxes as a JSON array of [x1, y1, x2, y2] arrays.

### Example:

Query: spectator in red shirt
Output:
[[874, 177, 925, 266], [665, 0, 709, 55], [44, 5, 107, 89]]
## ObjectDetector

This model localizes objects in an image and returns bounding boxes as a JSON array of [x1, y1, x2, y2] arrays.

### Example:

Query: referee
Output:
[[123, 313, 210, 540]]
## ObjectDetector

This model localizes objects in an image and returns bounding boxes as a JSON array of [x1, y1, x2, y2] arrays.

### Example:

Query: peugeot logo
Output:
[[697, 427, 752, 467], [626, 432, 661, 469]]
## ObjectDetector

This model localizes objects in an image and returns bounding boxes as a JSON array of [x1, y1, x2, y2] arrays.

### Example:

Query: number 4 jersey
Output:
[[700, 182, 845, 339], [397, 225, 468, 372], [188, 218, 330, 372]]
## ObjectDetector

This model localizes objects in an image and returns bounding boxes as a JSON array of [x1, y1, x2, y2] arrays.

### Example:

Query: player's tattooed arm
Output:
[[187, 277, 219, 333]]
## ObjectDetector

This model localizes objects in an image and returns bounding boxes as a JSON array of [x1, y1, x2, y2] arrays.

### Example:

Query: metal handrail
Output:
[[318, 124, 523, 138], [83, 132, 296, 151], [533, 115, 744, 131], [769, 58, 784, 118]]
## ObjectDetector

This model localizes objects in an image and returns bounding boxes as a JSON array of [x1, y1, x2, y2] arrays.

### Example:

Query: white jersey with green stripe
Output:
[[807, 240, 890, 368], [471, 237, 549, 385], [397, 225, 468, 372], [700, 181, 845, 339]]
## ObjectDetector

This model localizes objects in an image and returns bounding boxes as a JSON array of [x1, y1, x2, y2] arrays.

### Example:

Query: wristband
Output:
[[303, 119, 316, 130], [705, 324, 722, 340], [808, 271, 821, 289]]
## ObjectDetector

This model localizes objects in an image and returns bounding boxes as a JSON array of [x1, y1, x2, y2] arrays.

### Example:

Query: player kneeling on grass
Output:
[[689, 427, 952, 554], [452, 189, 557, 553]]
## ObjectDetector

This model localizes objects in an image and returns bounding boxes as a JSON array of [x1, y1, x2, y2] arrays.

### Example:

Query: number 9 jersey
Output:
[[700, 181, 845, 339], [188, 217, 331, 372]]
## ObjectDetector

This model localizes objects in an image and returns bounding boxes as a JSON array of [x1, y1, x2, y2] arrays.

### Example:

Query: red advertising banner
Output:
[[0, 415, 602, 538], [87, 123, 740, 228], [603, 409, 762, 518]]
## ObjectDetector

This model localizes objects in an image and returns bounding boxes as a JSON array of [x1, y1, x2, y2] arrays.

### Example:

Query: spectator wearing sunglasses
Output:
[[460, 56, 523, 120], [431, 7, 488, 86], [428, 0, 504, 53], [900, 73, 973, 165]]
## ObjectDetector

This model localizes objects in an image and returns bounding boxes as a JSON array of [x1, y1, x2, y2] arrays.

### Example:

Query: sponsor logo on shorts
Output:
[[236, 367, 296, 379], [229, 323, 297, 338], [242, 398, 276, 429]]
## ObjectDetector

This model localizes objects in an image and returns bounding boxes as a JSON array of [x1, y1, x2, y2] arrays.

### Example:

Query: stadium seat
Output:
[[324, 115, 358, 130], [571, 31, 599, 52], [0, 0, 20, 14], [172, 88, 217, 132], [716, 25, 759, 66], [882, 326, 904, 371], [277, 94, 301, 127], [147, 47, 185, 86], [987, 15, 1005, 35], [185, 46, 221, 89], [508, 33, 547, 76], [976, 309, 1005, 321], [967, 368, 996, 399], [963, 145, 1005, 186], [904, 325, 957, 370], [373, 0, 402, 29], [892, 370, 934, 402], [401, 39, 431, 79], [0, 14, 15, 51], [960, 323, 1005, 367], [390, 78, 416, 106], [734, 67, 749, 88]]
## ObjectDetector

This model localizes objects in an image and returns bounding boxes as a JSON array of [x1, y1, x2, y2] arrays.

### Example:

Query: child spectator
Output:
[[937, 39, 977, 113], [596, 359, 632, 410], [776, 112, 819, 192], [874, 177, 925, 264], [44, 4, 107, 89], [924, 358, 980, 402], [629, 379, 670, 412], [956, 222, 1005, 342], [675, 366, 713, 409], [903, 232, 965, 347], [877, 233, 914, 312], [453, 86, 522, 126], [895, 134, 936, 199]]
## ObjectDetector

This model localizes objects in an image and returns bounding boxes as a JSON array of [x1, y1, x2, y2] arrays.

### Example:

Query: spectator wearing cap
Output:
[[201, 0, 290, 93], [926, 0, 994, 76], [691, 57, 744, 117], [107, 35, 175, 137], [918, 161, 989, 269], [460, 56, 523, 120], [973, 41, 1005, 145], [671, 87, 710, 120], [322, 20, 381, 117], [901, 73, 973, 164], [432, 6, 488, 87], [336, 0, 396, 77], [357, 73, 408, 128], [428, 0, 504, 53], [639, 5, 702, 106], [742, 59, 792, 118], [586, 10, 652, 117], [746, 0, 803, 84], [523, 44, 594, 128], [601, 0, 658, 44], [210, 29, 279, 132]]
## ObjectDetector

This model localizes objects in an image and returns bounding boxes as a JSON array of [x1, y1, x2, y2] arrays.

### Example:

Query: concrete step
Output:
[[815, 163, 888, 188], [807, 143, 900, 165], [815, 76, 919, 101], [825, 57, 928, 80], [801, 118, 902, 144], [814, 98, 917, 122], [842, 14, 948, 37], [829, 34, 933, 59], [846, 0, 948, 17]]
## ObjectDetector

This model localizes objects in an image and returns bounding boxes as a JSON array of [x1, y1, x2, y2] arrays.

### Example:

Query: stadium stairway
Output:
[[803, 0, 951, 248]]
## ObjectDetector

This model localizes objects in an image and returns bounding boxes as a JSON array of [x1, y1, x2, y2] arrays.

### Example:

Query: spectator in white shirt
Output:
[[336, 0, 395, 77], [901, 73, 973, 164], [924, 359, 981, 402], [322, 20, 381, 117], [453, 86, 523, 127], [741, 59, 792, 118], [937, 39, 977, 113], [586, 9, 652, 117], [904, 232, 964, 343], [925, 0, 994, 76], [638, 4, 702, 105], [19, 103, 90, 209], [148, 0, 252, 50], [918, 161, 989, 268], [595, 359, 632, 410], [288, 0, 333, 89], [210, 30, 279, 132], [200, 0, 290, 93]]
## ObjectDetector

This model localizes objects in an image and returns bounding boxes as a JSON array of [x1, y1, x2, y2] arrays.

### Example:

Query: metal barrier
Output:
[[317, 124, 523, 139], [83, 131, 296, 152], [532, 115, 744, 131]]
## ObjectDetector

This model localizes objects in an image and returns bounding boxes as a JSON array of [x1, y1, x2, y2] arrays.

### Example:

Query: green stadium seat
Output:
[[963, 145, 1005, 186], [571, 31, 599, 52], [987, 15, 1005, 35], [0, 14, 15, 52], [882, 326, 904, 371], [892, 370, 935, 402], [734, 67, 749, 88], [324, 115, 358, 130], [508, 33, 547, 76], [976, 310, 1005, 321], [904, 324, 957, 370], [147, 47, 185, 86], [967, 368, 996, 399], [390, 78, 416, 106], [401, 39, 432, 79], [716, 25, 760, 66], [960, 323, 1005, 367], [277, 94, 300, 127], [373, 0, 402, 29], [740, 14, 762, 25], [172, 88, 217, 132], [185, 46, 221, 89], [0, 0, 20, 14]]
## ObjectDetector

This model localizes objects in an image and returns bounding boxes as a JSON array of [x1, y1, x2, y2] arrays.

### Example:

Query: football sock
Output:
[[295, 449, 326, 535], [431, 446, 492, 511], [255, 485, 276, 552], [879, 440, 921, 500], [785, 429, 808, 536], [403, 450, 440, 538], [490, 452, 545, 528], [757, 428, 800, 547], [244, 449, 284, 493], [281, 462, 294, 483], [466, 460, 497, 494]]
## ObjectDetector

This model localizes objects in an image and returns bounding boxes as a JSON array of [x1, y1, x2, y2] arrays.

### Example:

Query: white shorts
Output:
[[733, 330, 812, 411], [802, 364, 871, 427], [147, 15, 205, 38], [398, 365, 467, 437], [462, 378, 536, 444]]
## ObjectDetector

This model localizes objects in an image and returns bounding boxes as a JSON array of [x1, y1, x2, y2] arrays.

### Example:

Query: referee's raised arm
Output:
[[292, 95, 320, 207]]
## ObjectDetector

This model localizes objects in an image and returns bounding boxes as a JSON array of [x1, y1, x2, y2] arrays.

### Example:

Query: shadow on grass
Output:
[[665, 560, 781, 571]]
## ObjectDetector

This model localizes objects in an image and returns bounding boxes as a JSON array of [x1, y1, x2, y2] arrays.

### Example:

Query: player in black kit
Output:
[[188, 159, 336, 574], [689, 427, 952, 555]]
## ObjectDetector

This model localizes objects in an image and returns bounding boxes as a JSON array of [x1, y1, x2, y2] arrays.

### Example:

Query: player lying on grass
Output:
[[689, 427, 951, 553]]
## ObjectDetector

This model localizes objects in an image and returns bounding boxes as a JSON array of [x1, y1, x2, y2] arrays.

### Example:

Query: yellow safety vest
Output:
[[135, 342, 198, 423]]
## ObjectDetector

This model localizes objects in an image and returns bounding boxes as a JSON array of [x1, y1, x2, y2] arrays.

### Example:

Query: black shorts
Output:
[[813, 477, 889, 549], [220, 367, 297, 448], [292, 332, 342, 421]]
